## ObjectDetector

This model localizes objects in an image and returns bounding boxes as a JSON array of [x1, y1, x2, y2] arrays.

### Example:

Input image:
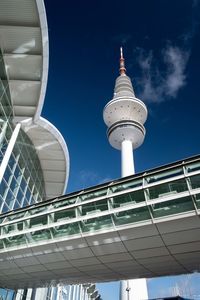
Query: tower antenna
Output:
[[119, 46, 126, 75]]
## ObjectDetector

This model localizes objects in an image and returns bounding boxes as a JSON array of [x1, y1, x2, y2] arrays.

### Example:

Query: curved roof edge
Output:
[[21, 117, 69, 198], [34, 0, 49, 120], [37, 116, 70, 194]]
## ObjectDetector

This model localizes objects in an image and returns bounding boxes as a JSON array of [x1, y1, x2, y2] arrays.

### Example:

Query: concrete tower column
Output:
[[103, 48, 148, 300], [121, 140, 135, 177]]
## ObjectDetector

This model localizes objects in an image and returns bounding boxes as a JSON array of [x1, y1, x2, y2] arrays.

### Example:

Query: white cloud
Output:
[[164, 46, 190, 97], [133, 0, 200, 104], [78, 170, 111, 188], [135, 45, 190, 103]]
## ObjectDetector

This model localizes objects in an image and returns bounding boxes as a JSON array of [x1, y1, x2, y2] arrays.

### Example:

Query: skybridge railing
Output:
[[0, 155, 200, 252]]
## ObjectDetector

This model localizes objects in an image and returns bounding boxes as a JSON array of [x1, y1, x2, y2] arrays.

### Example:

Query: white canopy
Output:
[[0, 0, 69, 198]]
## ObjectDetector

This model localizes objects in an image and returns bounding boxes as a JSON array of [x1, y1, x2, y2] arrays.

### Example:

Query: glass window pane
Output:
[[80, 189, 107, 201], [147, 178, 188, 200], [112, 190, 145, 208], [54, 208, 76, 222], [53, 222, 80, 238], [81, 215, 113, 233], [27, 229, 51, 243], [3, 222, 23, 235], [30, 215, 48, 228], [114, 207, 151, 226], [0, 178, 7, 197], [7, 211, 27, 222], [193, 193, 200, 209], [151, 196, 195, 218], [189, 174, 200, 190], [30, 205, 48, 215], [53, 197, 76, 209], [145, 168, 183, 184], [186, 161, 200, 173], [0, 240, 4, 250], [4, 234, 26, 248], [110, 179, 142, 193], [81, 199, 108, 216]]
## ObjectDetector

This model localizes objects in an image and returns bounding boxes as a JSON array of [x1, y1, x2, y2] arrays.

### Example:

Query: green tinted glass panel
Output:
[[147, 178, 188, 200], [146, 168, 183, 184], [81, 199, 108, 216], [54, 208, 76, 222], [81, 215, 113, 233], [186, 162, 200, 173], [30, 206, 48, 215], [3, 221, 23, 235], [0, 240, 4, 249], [151, 196, 194, 218], [4, 234, 26, 248], [27, 229, 52, 242], [6, 211, 27, 222], [189, 174, 200, 190], [194, 193, 200, 209], [30, 215, 48, 228], [112, 190, 145, 208], [53, 222, 80, 237], [80, 189, 107, 201], [114, 207, 150, 226], [110, 179, 142, 193], [53, 197, 76, 209]]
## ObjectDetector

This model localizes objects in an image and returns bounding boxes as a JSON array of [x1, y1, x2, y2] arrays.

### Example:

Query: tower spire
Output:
[[119, 47, 126, 75]]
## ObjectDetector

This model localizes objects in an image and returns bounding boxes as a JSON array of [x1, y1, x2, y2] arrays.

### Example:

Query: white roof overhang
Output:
[[0, 0, 69, 198], [21, 117, 69, 199], [0, 0, 48, 121]]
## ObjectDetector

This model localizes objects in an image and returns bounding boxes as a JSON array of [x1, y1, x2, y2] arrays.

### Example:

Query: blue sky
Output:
[[43, 0, 200, 299]]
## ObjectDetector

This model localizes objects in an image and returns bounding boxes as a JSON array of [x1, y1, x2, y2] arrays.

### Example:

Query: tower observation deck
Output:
[[103, 47, 147, 176]]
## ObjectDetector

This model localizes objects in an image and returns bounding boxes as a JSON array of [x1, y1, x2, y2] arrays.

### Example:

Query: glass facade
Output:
[[0, 155, 199, 251], [0, 47, 46, 300], [13, 285, 100, 300], [0, 48, 45, 214]]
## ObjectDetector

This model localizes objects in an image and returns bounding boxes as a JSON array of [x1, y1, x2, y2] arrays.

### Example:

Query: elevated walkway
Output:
[[0, 155, 200, 289]]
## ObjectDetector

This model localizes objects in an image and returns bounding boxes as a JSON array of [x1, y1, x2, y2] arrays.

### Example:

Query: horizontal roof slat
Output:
[[0, 0, 39, 27], [4, 54, 42, 81], [0, 25, 42, 55]]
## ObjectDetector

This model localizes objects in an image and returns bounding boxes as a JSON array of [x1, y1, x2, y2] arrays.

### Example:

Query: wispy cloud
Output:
[[134, 45, 190, 103], [164, 46, 190, 98], [78, 170, 111, 189], [134, 1, 199, 104]]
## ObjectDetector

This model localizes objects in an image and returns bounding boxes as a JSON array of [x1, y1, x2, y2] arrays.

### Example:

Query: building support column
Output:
[[0, 123, 21, 183]]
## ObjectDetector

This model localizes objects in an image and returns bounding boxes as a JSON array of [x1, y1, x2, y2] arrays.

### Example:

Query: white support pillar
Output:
[[120, 140, 148, 300], [0, 123, 21, 183], [121, 279, 148, 300], [121, 140, 135, 177]]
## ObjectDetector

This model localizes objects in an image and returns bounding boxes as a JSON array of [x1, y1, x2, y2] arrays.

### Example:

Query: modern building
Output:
[[0, 1, 200, 300], [0, 0, 101, 299]]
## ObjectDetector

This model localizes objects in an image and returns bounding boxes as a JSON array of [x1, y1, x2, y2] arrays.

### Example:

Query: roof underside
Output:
[[0, 214, 199, 289], [0, 0, 69, 198], [0, 155, 199, 288], [22, 118, 68, 199], [0, 0, 48, 121]]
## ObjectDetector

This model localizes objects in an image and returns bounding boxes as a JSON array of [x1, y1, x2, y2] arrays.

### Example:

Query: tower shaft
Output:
[[121, 140, 135, 177]]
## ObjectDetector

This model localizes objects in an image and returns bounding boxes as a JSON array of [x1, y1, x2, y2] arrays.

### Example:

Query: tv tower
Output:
[[103, 48, 148, 300]]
